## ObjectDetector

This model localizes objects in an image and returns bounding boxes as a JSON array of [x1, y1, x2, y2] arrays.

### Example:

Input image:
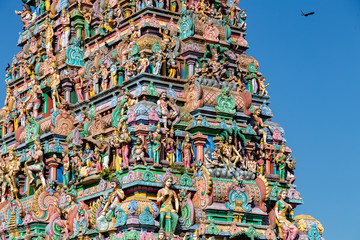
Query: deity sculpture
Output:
[[157, 92, 178, 130], [157, 176, 179, 236], [55, 190, 86, 239], [60, 8, 71, 49], [5, 149, 20, 199], [257, 77, 269, 96], [100, 64, 109, 91], [219, 136, 242, 173], [181, 132, 194, 169], [79, 7, 92, 39], [275, 143, 290, 182], [24, 77, 42, 118], [118, 91, 138, 129], [95, 136, 108, 170], [163, 127, 177, 166], [148, 123, 162, 165], [251, 108, 272, 143], [42, 19, 54, 54], [275, 190, 298, 240], [118, 124, 131, 168], [131, 137, 147, 166], [15, 4, 33, 27], [97, 178, 125, 230], [45, 61, 62, 111], [137, 52, 149, 73], [110, 64, 119, 86], [25, 141, 46, 187], [60, 150, 71, 187], [152, 49, 165, 75]]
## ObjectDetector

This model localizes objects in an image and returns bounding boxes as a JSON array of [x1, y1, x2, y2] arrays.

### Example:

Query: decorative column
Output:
[[62, 81, 73, 103], [191, 133, 208, 163], [71, 9, 84, 40], [187, 59, 196, 76], [46, 157, 59, 181]]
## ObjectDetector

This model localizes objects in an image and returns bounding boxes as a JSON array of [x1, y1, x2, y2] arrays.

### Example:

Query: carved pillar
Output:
[[47, 157, 59, 181], [187, 59, 196, 76], [191, 133, 208, 163], [62, 81, 73, 103]]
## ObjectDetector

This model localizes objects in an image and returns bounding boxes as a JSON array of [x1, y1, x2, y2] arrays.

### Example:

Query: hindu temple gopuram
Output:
[[0, 0, 324, 239]]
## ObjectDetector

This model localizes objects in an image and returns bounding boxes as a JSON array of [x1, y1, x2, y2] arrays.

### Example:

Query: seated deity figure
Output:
[[131, 137, 147, 166], [275, 190, 299, 240], [157, 176, 179, 237]]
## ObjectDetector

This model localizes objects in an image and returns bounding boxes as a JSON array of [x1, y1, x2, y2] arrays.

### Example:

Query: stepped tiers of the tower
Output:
[[0, 0, 324, 239]]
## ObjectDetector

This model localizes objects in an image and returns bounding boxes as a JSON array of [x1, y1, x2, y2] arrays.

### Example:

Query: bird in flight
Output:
[[300, 10, 315, 16]]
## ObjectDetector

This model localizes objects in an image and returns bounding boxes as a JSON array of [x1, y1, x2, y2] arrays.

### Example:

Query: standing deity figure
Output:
[[110, 64, 118, 86], [43, 19, 54, 54], [24, 77, 43, 118], [251, 108, 272, 143], [45, 61, 62, 111], [219, 136, 242, 173], [60, 150, 71, 187], [257, 76, 269, 96], [167, 49, 177, 78], [118, 124, 131, 167], [157, 176, 179, 237], [181, 132, 194, 169], [118, 91, 138, 128], [275, 190, 299, 240], [25, 141, 46, 187], [275, 143, 288, 182], [157, 92, 170, 130], [60, 8, 71, 49], [96, 178, 125, 230], [98, 134, 111, 169], [69, 75, 85, 102], [137, 52, 149, 73], [90, 66, 100, 95], [131, 137, 147, 166], [100, 64, 109, 91], [148, 123, 162, 165], [79, 7, 92, 39], [4, 87, 16, 114], [155, 0, 164, 8], [152, 49, 165, 75], [55, 190, 83, 239], [5, 149, 21, 199], [102, 4, 115, 33], [163, 126, 176, 166], [110, 130, 122, 171], [15, 4, 33, 27], [0, 157, 8, 201]]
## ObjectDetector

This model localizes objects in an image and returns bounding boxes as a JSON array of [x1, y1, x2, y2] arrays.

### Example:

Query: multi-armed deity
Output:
[[0, 0, 323, 240]]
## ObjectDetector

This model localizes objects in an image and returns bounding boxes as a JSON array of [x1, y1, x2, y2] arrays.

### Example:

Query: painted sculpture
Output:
[[0, 1, 324, 240]]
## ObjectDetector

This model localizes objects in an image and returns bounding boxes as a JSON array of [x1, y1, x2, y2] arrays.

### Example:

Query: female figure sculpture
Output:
[[148, 123, 162, 165], [181, 132, 194, 169], [275, 190, 298, 240], [157, 176, 179, 236]]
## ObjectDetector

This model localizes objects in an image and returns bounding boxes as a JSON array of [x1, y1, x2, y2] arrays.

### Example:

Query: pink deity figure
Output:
[[275, 190, 299, 240], [118, 125, 131, 167], [55, 193, 80, 238], [181, 133, 194, 169], [69, 76, 84, 102]]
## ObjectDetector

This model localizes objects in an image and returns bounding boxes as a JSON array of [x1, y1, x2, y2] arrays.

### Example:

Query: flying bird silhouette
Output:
[[301, 10, 315, 16]]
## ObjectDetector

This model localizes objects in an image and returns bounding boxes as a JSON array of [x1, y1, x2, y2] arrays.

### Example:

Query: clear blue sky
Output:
[[0, 1, 358, 239]]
